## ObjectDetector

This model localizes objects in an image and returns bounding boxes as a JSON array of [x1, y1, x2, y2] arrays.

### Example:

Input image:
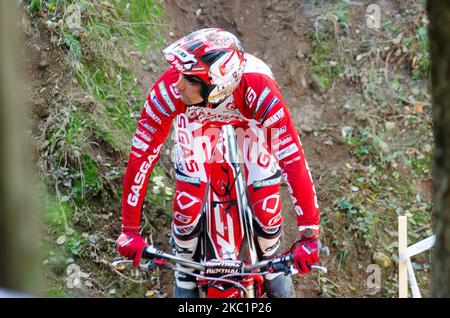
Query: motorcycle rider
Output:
[[116, 28, 321, 298]]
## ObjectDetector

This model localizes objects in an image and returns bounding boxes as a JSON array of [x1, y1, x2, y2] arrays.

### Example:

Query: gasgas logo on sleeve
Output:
[[127, 145, 162, 207], [127, 160, 151, 207]]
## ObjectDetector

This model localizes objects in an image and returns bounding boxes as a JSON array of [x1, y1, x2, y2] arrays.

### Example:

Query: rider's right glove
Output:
[[116, 232, 147, 268], [292, 226, 320, 274]]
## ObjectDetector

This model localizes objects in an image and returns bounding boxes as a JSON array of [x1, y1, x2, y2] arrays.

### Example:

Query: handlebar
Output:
[[112, 245, 329, 274], [111, 245, 329, 297]]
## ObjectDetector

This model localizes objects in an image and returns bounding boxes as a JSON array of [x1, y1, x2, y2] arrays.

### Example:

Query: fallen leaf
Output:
[[145, 290, 156, 297], [413, 103, 424, 113], [56, 235, 67, 245], [165, 187, 174, 196]]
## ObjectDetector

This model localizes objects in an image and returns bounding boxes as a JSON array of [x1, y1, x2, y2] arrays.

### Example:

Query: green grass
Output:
[[325, 99, 432, 295], [307, 4, 433, 286], [43, 194, 73, 235], [45, 0, 166, 147], [27, 0, 167, 297], [310, 24, 342, 89], [31, 0, 166, 199]]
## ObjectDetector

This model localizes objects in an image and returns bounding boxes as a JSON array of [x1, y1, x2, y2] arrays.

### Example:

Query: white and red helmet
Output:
[[163, 28, 246, 104]]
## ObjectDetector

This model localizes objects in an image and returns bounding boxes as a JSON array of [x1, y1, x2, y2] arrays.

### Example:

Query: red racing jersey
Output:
[[121, 53, 320, 233]]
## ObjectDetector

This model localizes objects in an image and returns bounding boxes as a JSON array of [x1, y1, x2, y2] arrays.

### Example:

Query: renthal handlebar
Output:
[[111, 245, 329, 274]]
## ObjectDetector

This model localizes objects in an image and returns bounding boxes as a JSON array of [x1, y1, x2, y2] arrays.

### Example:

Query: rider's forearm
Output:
[[121, 89, 177, 232], [269, 109, 320, 229], [121, 140, 164, 232]]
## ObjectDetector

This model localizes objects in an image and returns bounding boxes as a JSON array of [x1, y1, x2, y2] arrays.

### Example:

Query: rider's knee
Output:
[[251, 192, 282, 235], [172, 190, 203, 237], [253, 219, 282, 259], [248, 184, 282, 231]]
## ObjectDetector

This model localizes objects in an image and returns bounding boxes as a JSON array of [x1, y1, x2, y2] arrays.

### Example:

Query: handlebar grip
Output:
[[319, 246, 330, 256]]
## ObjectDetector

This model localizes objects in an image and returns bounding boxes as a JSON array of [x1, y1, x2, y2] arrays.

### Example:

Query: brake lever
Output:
[[311, 265, 327, 273], [111, 259, 133, 268]]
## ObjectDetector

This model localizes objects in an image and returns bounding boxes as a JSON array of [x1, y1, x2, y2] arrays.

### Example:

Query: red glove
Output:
[[116, 232, 147, 267], [292, 226, 320, 274]]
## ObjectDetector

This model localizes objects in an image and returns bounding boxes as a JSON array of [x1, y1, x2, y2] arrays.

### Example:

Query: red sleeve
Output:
[[240, 73, 320, 229], [121, 67, 185, 232]]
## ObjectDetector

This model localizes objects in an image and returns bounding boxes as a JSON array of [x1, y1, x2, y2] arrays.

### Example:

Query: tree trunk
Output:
[[428, 0, 450, 297], [0, 1, 40, 294]]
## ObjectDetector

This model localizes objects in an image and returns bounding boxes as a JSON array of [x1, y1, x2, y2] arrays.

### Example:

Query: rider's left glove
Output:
[[116, 232, 148, 268], [292, 226, 320, 274]]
